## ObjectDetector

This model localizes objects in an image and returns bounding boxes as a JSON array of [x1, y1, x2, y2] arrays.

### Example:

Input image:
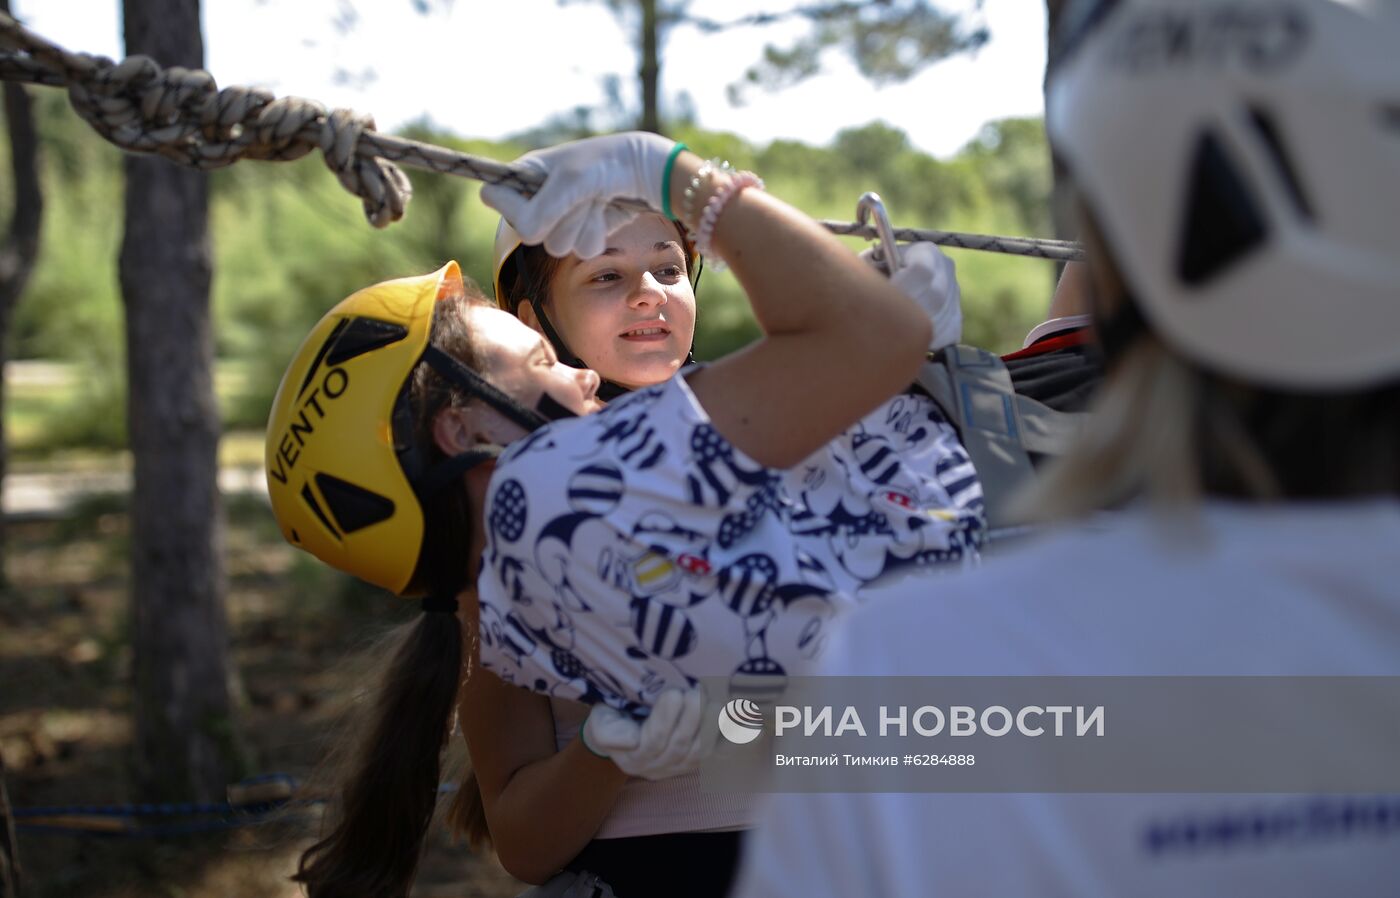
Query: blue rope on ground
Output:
[[17, 810, 323, 839], [13, 801, 273, 819], [11, 774, 310, 837], [8, 775, 459, 838]]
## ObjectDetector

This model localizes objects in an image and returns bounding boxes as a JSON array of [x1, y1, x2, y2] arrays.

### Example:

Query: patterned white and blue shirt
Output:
[[476, 371, 983, 714]]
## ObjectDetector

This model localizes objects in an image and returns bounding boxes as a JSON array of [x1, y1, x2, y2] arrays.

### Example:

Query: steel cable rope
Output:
[[0, 12, 1084, 261]]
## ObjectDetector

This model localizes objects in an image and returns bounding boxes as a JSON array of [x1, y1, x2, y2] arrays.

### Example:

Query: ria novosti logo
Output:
[[718, 698, 765, 744]]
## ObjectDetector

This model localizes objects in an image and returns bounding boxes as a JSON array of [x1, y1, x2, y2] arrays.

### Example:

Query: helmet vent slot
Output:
[[1247, 105, 1315, 221], [327, 317, 409, 366], [301, 482, 342, 540], [296, 318, 349, 399], [315, 472, 396, 534], [1176, 129, 1270, 287]]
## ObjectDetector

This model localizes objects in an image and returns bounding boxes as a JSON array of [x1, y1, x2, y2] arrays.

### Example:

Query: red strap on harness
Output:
[[1001, 326, 1092, 363]]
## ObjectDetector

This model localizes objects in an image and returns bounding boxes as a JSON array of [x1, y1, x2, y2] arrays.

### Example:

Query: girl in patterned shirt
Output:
[[442, 208, 981, 895]]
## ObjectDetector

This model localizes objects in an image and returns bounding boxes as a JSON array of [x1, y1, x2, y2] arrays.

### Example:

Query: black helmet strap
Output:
[[420, 592, 460, 614], [535, 391, 580, 422], [422, 345, 549, 433], [529, 297, 586, 368], [596, 380, 632, 402], [411, 346, 580, 501], [413, 446, 502, 498]]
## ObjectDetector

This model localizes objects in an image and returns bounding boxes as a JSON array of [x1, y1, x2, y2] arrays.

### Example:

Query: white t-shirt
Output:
[[733, 500, 1400, 898], [476, 372, 984, 714]]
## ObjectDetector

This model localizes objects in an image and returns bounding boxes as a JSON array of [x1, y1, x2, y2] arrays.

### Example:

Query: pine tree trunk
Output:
[[120, 0, 236, 803], [0, 755, 17, 898], [638, 0, 661, 133], [1045, 0, 1074, 246], [0, 0, 44, 588]]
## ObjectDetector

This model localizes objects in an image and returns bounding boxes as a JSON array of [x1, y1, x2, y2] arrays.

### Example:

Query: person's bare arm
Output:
[[458, 666, 627, 885], [670, 155, 933, 469], [1047, 261, 1091, 320]]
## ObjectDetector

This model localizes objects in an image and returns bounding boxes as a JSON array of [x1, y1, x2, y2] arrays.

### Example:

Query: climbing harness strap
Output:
[[917, 346, 1087, 531]]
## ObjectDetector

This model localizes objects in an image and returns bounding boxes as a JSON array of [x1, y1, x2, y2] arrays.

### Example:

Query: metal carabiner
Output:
[[855, 192, 902, 275]]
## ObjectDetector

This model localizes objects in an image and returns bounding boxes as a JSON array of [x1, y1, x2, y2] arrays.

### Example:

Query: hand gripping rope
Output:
[[0, 12, 1084, 262]]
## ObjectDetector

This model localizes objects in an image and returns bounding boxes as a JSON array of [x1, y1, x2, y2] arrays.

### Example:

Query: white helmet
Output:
[[492, 217, 528, 312], [1047, 0, 1400, 389]]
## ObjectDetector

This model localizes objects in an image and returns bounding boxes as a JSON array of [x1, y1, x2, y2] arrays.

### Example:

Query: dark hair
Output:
[[293, 286, 490, 897], [500, 241, 566, 316], [406, 287, 485, 597]]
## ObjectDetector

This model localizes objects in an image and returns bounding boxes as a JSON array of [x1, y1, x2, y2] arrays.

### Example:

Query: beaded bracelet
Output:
[[682, 157, 732, 232], [694, 171, 765, 270]]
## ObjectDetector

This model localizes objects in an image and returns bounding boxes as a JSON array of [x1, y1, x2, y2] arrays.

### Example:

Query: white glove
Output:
[[861, 241, 963, 351], [479, 132, 678, 260], [581, 687, 710, 781]]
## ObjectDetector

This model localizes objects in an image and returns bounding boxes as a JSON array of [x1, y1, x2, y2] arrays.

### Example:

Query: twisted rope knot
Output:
[[236, 93, 316, 163], [19, 23, 412, 228], [319, 108, 412, 228]]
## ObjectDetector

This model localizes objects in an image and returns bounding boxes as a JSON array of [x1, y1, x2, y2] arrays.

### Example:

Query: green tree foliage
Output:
[[12, 108, 1053, 453], [959, 117, 1054, 239], [562, 0, 986, 134], [713, 1, 989, 104]]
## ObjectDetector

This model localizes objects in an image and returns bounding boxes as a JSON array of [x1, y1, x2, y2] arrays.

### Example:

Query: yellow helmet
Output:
[[265, 261, 554, 597], [265, 263, 457, 595]]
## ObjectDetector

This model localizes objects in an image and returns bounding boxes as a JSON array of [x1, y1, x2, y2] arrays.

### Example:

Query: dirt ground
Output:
[[0, 494, 524, 898]]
